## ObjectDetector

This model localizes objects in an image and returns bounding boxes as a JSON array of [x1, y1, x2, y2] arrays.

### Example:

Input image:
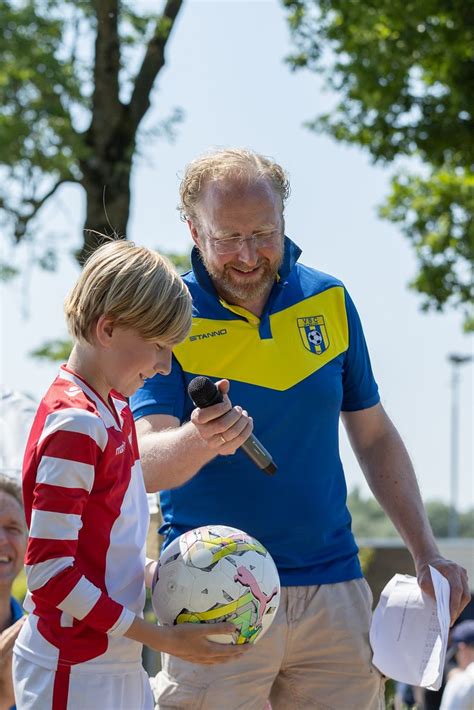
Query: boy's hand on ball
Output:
[[158, 622, 249, 664]]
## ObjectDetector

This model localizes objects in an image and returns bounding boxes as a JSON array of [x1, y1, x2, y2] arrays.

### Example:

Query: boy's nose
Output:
[[156, 350, 172, 376]]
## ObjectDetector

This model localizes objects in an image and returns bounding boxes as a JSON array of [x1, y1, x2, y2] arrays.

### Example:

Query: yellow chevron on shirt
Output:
[[173, 286, 349, 391]]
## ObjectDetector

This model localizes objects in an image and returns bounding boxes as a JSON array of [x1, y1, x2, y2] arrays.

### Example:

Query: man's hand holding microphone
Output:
[[188, 376, 277, 474], [189, 378, 253, 454]]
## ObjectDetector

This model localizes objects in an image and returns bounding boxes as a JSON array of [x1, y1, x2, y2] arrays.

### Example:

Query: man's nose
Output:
[[238, 237, 259, 264]]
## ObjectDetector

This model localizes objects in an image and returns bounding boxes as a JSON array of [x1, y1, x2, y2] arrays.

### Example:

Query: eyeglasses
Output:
[[207, 231, 280, 255]]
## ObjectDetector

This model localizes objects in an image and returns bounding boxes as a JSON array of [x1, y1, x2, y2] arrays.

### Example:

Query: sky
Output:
[[1, 0, 472, 510]]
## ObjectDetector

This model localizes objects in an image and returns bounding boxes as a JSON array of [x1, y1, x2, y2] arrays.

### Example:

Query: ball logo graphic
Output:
[[308, 329, 322, 346], [152, 525, 281, 644]]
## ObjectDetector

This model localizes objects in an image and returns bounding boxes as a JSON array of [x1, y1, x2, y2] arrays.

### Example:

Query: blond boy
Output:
[[13, 241, 245, 710]]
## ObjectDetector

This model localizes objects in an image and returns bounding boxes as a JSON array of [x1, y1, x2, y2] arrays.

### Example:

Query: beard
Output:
[[200, 249, 283, 305]]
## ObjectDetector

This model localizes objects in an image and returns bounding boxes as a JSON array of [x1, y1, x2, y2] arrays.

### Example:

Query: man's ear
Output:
[[187, 219, 201, 247], [95, 314, 115, 347]]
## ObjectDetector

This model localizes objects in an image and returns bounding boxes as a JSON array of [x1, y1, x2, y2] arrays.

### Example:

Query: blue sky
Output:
[[1, 0, 472, 509]]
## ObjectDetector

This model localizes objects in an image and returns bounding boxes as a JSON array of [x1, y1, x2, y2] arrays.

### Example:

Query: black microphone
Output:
[[187, 376, 277, 475]]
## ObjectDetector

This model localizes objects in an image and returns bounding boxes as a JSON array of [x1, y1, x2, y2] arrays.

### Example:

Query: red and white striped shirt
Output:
[[15, 366, 150, 671]]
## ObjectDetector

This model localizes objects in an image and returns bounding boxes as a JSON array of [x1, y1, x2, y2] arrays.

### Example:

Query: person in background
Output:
[[440, 620, 474, 709], [0, 474, 27, 710], [394, 682, 422, 709], [131, 148, 470, 709]]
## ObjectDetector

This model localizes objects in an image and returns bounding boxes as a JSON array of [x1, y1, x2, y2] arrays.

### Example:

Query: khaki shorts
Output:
[[151, 578, 385, 709]]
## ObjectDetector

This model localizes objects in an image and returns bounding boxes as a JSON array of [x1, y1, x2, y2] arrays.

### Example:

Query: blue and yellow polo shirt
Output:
[[131, 237, 380, 586]]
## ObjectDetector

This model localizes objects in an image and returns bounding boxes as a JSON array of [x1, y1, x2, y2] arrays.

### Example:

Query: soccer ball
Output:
[[151, 524, 281, 644], [308, 329, 322, 346]]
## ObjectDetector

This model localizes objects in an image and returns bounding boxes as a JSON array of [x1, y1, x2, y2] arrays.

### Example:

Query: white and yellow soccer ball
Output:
[[151, 524, 280, 644]]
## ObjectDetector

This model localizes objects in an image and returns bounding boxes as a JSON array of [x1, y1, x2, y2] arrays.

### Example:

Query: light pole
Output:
[[447, 353, 473, 538]]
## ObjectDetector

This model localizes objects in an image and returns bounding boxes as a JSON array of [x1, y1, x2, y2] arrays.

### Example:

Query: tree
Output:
[[283, 0, 474, 330], [347, 487, 474, 538], [425, 500, 474, 538], [347, 487, 398, 538], [0, 0, 184, 273]]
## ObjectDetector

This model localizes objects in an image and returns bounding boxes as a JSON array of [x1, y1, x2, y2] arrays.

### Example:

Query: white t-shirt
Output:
[[440, 661, 474, 710]]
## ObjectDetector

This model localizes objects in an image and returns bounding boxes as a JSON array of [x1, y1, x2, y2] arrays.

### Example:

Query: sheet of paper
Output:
[[369, 565, 450, 690]]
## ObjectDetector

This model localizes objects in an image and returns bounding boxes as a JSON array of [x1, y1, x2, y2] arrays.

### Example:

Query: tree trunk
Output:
[[78, 143, 133, 264], [74, 0, 184, 265]]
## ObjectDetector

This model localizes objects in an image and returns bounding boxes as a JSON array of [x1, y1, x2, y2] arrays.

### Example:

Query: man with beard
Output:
[[131, 148, 470, 709]]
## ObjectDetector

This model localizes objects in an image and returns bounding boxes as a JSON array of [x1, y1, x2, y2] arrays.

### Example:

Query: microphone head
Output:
[[187, 376, 223, 408]]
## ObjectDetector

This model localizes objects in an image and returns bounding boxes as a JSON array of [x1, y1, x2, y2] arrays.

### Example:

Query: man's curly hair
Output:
[[179, 147, 290, 224]]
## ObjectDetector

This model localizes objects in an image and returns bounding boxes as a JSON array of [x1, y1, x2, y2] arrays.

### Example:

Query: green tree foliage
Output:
[[348, 487, 398, 538], [163, 250, 191, 275], [425, 500, 474, 537], [0, 0, 184, 271], [348, 487, 474, 538], [30, 338, 74, 363], [283, 0, 474, 330]]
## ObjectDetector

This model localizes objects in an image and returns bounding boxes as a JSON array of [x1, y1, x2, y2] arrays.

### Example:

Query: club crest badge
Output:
[[297, 316, 330, 355]]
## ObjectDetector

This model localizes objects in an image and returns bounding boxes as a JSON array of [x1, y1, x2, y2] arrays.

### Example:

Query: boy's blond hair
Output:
[[65, 240, 192, 344]]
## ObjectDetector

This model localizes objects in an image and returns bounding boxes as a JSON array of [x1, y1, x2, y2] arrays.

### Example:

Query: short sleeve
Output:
[[130, 354, 187, 421], [341, 290, 380, 412]]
